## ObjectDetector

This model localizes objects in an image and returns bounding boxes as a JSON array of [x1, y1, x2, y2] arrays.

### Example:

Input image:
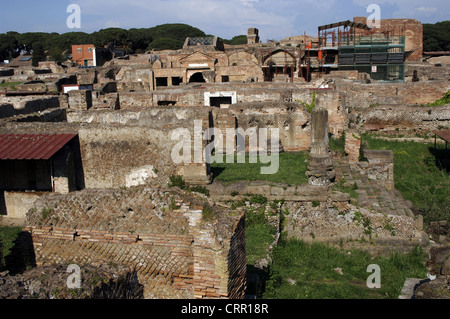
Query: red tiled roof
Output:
[[0, 134, 77, 160]]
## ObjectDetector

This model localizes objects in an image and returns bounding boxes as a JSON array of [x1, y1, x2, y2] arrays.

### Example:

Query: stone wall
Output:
[[0, 96, 61, 119], [22, 186, 246, 299], [337, 81, 450, 109], [206, 180, 347, 203], [405, 62, 450, 83], [283, 199, 424, 255], [358, 150, 395, 191], [359, 104, 450, 133], [225, 102, 311, 152]]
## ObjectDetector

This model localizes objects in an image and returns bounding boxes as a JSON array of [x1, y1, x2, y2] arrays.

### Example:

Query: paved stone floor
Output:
[[333, 159, 415, 217]]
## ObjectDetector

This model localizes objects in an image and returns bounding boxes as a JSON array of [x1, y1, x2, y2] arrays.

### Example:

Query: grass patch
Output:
[[363, 134, 449, 223], [329, 133, 346, 155], [0, 82, 22, 90], [0, 226, 22, 269], [210, 152, 309, 185], [245, 207, 277, 266], [263, 239, 427, 299], [333, 178, 359, 200]]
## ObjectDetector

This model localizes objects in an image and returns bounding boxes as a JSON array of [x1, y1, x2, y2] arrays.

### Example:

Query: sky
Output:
[[0, 0, 448, 41]]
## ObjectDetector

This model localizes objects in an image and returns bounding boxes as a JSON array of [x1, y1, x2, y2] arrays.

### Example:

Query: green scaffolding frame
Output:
[[338, 35, 406, 82]]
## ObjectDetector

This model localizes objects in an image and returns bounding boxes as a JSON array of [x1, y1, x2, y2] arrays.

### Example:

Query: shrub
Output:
[[249, 194, 268, 205], [168, 175, 186, 189]]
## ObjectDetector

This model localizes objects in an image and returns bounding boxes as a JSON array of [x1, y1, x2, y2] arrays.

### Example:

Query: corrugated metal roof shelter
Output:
[[433, 130, 450, 150], [0, 134, 78, 160]]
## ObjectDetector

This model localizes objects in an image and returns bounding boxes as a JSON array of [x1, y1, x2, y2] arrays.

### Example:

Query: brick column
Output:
[[345, 132, 361, 163], [184, 207, 246, 299]]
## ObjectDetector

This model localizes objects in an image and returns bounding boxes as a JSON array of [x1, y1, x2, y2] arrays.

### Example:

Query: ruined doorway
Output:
[[189, 72, 206, 83]]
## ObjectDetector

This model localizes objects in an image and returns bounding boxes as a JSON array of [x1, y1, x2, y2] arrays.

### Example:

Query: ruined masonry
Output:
[[23, 186, 246, 299]]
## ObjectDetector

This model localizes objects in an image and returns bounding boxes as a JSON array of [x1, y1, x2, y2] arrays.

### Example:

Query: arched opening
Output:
[[189, 72, 206, 83], [262, 50, 296, 82]]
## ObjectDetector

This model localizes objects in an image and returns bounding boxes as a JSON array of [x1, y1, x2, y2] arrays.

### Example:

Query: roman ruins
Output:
[[0, 17, 449, 299]]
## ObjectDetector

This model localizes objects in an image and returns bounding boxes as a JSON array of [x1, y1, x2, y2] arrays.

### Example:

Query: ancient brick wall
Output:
[[22, 186, 246, 299], [337, 81, 450, 109], [359, 104, 450, 133], [405, 63, 450, 82], [226, 102, 311, 152]]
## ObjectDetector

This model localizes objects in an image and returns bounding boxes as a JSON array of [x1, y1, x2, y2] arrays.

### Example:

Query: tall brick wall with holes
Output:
[[21, 186, 246, 299], [337, 82, 450, 109]]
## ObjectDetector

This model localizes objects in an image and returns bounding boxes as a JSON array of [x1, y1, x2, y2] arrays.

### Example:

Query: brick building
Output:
[[353, 17, 423, 62], [72, 44, 97, 67]]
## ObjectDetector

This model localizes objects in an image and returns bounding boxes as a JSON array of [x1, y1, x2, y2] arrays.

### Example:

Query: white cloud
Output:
[[240, 0, 259, 8], [415, 7, 437, 13], [352, 0, 449, 20], [73, 0, 297, 40], [67, 0, 448, 40]]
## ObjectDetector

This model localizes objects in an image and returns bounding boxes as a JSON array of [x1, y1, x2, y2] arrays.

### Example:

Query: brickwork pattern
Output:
[[23, 186, 246, 299]]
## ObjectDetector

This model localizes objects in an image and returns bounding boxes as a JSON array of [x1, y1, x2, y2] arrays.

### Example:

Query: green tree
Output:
[[0, 33, 19, 61], [222, 35, 247, 45], [147, 38, 184, 51], [32, 42, 46, 66], [423, 21, 450, 52]]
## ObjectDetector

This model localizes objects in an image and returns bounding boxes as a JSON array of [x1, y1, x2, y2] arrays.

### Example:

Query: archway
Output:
[[189, 72, 206, 83], [262, 50, 296, 82]]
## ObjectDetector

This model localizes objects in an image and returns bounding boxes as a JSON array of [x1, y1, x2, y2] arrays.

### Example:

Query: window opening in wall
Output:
[[156, 77, 168, 87], [172, 77, 183, 86], [210, 96, 232, 108], [157, 101, 177, 106]]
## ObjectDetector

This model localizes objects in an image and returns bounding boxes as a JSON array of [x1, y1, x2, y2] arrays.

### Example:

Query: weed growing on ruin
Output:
[[427, 91, 450, 107], [298, 91, 316, 114], [333, 179, 359, 200], [168, 175, 209, 197], [329, 133, 346, 155], [0, 82, 22, 90], [249, 194, 268, 205], [201, 203, 215, 221], [312, 201, 320, 208], [168, 175, 186, 189], [41, 207, 53, 221]]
